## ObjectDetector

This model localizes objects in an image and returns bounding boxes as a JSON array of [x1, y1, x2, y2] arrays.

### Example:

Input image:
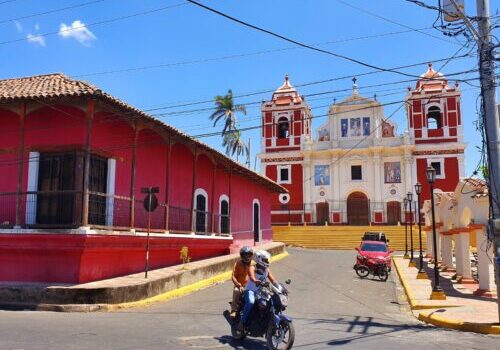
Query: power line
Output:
[[149, 68, 478, 119], [0, 1, 187, 46], [185, 0, 426, 78], [72, 26, 445, 78], [0, 69, 482, 139], [334, 0, 461, 45], [0, 0, 106, 25], [138, 54, 477, 112]]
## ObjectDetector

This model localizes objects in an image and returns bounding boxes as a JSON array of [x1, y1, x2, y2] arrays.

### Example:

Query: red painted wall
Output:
[[0, 234, 231, 283], [416, 157, 460, 201], [266, 164, 303, 210]]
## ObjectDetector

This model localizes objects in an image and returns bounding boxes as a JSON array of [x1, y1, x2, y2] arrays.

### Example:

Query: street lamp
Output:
[[426, 166, 446, 300], [415, 182, 428, 279], [407, 192, 415, 267], [403, 197, 409, 259]]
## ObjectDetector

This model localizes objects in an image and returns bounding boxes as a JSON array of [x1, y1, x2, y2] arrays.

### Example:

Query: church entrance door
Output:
[[347, 192, 369, 225], [387, 201, 401, 225], [316, 202, 329, 225]]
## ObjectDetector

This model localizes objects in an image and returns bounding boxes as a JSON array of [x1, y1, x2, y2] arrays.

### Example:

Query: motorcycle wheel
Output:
[[231, 325, 246, 340], [355, 265, 369, 278], [377, 268, 389, 282], [266, 320, 295, 350]]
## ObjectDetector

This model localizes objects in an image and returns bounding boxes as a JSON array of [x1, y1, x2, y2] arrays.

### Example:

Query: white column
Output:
[[404, 156, 412, 194], [303, 161, 311, 222], [425, 228, 433, 258], [475, 229, 495, 292], [458, 154, 465, 178], [441, 234, 454, 270], [373, 155, 382, 201], [105, 158, 116, 226], [455, 231, 473, 281], [25, 152, 40, 225], [436, 229, 443, 262]]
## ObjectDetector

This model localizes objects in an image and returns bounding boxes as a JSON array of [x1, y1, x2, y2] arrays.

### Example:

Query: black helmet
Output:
[[240, 246, 253, 263]]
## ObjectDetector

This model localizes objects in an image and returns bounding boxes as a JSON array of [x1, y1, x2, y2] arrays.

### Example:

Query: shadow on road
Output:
[[215, 335, 268, 350]]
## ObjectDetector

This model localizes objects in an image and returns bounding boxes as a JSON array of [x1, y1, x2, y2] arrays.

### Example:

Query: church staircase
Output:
[[273, 225, 425, 251]]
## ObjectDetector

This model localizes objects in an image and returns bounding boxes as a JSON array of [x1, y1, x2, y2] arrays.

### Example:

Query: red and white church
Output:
[[259, 64, 466, 225]]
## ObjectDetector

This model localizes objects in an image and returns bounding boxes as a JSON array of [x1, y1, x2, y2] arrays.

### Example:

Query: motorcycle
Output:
[[354, 256, 389, 282], [223, 279, 294, 350]]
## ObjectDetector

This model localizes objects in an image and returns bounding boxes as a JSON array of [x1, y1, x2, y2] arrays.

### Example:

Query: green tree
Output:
[[210, 90, 249, 159], [222, 130, 249, 160]]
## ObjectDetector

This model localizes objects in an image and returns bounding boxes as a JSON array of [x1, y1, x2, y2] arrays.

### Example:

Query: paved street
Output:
[[0, 248, 497, 350]]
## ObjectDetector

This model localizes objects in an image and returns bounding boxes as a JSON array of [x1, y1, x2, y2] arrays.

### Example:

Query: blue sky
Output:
[[1, 0, 497, 176]]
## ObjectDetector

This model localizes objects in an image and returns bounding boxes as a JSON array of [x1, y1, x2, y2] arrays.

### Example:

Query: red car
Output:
[[355, 240, 393, 271]]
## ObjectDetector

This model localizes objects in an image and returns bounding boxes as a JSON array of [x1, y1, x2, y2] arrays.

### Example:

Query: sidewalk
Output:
[[0, 242, 287, 312], [393, 256, 500, 335]]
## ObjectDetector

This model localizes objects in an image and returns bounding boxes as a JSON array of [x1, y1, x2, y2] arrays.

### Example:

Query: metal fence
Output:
[[0, 191, 230, 235], [272, 200, 419, 225]]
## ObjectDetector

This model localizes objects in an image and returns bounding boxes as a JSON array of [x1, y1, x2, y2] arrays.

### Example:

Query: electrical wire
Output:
[[0, 1, 187, 46], [0, 0, 106, 25], [185, 0, 426, 79], [72, 26, 449, 78]]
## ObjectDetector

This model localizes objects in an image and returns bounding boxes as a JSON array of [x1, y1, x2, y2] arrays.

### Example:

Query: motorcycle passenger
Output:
[[239, 250, 277, 330], [230, 246, 254, 318]]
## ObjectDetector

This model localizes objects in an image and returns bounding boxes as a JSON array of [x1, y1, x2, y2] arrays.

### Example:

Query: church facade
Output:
[[259, 64, 466, 225]]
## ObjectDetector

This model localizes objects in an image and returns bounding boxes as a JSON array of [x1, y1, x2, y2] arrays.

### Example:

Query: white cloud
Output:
[[13, 20, 23, 32], [58, 20, 96, 46], [27, 33, 46, 47], [34, 23, 40, 31]]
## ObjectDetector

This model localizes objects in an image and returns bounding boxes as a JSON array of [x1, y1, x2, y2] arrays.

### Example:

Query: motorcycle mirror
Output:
[[285, 279, 291, 285]]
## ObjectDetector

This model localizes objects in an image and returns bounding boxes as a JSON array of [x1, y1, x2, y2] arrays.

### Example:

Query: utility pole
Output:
[[475, 0, 500, 323], [448, 0, 499, 321]]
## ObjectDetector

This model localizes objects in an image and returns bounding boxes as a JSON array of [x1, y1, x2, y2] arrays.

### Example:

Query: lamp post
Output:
[[427, 166, 446, 300], [415, 182, 428, 279], [407, 192, 416, 267], [403, 197, 409, 259]]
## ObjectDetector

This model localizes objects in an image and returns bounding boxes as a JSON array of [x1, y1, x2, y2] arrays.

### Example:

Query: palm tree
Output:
[[210, 89, 247, 135], [210, 89, 249, 160], [222, 130, 249, 160]]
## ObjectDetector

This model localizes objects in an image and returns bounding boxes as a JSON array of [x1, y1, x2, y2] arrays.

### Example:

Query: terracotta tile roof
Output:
[[0, 73, 97, 101], [0, 73, 287, 194], [462, 178, 487, 190]]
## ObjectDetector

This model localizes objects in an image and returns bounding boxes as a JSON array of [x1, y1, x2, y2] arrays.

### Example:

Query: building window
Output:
[[194, 189, 208, 233], [428, 159, 445, 179], [427, 106, 442, 129], [277, 165, 291, 184], [219, 195, 229, 234], [277, 117, 289, 139], [430, 161, 441, 176], [351, 165, 362, 180], [253, 199, 261, 243], [37, 153, 77, 225]]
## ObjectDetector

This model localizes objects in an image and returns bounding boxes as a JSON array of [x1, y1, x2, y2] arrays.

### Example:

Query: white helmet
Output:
[[254, 250, 271, 268]]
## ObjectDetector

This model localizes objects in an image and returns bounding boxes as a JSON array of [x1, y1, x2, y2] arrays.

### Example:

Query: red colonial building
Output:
[[0, 73, 285, 283]]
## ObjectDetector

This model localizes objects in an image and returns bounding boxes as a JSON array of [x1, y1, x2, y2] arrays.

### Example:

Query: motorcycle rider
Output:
[[230, 246, 253, 318], [239, 250, 277, 330]]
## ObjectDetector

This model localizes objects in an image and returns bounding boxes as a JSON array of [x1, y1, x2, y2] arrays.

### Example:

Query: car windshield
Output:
[[361, 243, 387, 252]]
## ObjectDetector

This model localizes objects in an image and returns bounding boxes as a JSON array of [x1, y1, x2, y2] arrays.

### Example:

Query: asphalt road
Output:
[[0, 248, 498, 350]]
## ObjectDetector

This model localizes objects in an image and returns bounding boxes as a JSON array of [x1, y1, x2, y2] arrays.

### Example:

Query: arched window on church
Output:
[[427, 106, 442, 130], [277, 117, 289, 139]]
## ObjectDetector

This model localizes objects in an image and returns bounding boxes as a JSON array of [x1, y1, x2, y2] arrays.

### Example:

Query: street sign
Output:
[[141, 187, 159, 212]]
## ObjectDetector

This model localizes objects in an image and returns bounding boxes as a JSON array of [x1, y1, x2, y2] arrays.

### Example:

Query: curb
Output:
[[418, 311, 500, 335], [392, 257, 459, 310], [1, 251, 289, 312]]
